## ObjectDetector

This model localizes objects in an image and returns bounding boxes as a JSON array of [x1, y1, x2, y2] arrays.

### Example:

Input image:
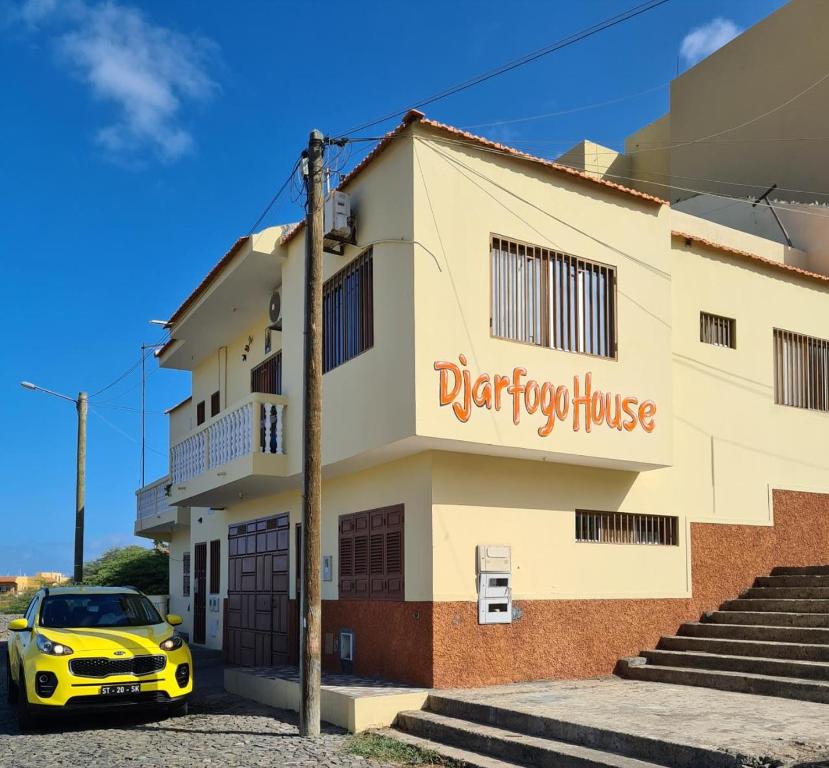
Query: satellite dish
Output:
[[269, 288, 282, 330]]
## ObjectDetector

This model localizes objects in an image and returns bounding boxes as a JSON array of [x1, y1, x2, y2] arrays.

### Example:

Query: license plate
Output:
[[100, 684, 141, 696]]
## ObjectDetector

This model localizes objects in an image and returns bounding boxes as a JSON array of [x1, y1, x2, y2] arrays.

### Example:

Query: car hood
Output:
[[36, 623, 172, 654]]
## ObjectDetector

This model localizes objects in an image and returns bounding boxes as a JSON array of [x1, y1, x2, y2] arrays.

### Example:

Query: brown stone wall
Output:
[[321, 599, 434, 686], [430, 489, 829, 688]]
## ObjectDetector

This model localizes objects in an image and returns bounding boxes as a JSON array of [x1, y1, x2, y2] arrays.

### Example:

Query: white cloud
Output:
[[16, 0, 218, 161], [679, 17, 742, 68]]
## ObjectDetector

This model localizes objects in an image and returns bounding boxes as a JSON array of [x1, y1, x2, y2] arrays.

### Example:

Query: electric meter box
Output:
[[324, 191, 351, 239], [477, 544, 511, 574]]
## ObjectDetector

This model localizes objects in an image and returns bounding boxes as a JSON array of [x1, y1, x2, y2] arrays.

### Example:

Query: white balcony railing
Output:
[[136, 476, 174, 519], [170, 394, 286, 485]]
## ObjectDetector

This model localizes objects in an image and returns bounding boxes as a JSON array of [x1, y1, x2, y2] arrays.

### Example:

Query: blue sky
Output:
[[0, 0, 786, 575]]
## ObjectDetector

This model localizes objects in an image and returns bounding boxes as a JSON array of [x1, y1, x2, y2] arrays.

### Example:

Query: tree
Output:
[[83, 545, 169, 595]]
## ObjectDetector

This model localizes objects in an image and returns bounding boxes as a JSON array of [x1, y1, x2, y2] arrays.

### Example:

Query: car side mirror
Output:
[[166, 614, 183, 627], [8, 618, 30, 632]]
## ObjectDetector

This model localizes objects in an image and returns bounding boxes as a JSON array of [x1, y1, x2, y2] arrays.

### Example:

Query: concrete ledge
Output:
[[224, 666, 429, 732]]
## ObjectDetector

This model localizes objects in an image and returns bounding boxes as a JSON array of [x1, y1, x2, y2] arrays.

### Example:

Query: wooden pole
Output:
[[74, 391, 87, 583], [300, 129, 324, 737]]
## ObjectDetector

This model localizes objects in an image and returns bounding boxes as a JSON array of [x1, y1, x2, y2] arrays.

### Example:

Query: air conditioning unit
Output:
[[324, 191, 351, 239], [268, 288, 282, 331]]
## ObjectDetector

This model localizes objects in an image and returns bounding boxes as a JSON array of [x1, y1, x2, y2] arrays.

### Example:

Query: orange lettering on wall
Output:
[[524, 380, 540, 415], [494, 375, 510, 411], [539, 382, 556, 436], [472, 374, 492, 408], [605, 393, 622, 431], [572, 372, 593, 432], [507, 367, 527, 425], [621, 397, 639, 432], [638, 400, 657, 433]]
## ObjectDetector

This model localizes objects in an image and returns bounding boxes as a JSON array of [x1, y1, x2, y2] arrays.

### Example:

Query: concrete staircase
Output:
[[617, 565, 829, 703]]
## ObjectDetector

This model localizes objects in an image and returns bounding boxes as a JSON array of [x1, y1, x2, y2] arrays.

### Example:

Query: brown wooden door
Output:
[[226, 514, 290, 667], [193, 542, 207, 644]]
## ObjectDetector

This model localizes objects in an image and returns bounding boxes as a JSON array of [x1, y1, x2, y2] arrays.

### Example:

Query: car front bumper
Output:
[[23, 646, 193, 710]]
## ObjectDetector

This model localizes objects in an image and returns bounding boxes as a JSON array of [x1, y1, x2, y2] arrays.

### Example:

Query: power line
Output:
[[336, 0, 671, 137], [460, 81, 669, 130], [88, 340, 165, 400], [247, 157, 302, 236], [89, 407, 166, 457]]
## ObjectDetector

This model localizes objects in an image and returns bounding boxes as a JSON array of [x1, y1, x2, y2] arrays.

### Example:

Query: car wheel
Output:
[[16, 668, 36, 732], [168, 699, 189, 718], [5, 653, 17, 705]]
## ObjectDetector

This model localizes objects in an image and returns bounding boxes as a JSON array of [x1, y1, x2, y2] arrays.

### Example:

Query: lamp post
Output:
[[20, 382, 87, 584]]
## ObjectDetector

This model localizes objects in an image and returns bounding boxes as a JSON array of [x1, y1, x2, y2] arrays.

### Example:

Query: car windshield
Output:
[[39, 594, 162, 629]]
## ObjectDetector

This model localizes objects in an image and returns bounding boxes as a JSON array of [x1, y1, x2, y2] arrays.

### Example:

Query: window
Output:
[[491, 235, 616, 358], [774, 328, 829, 412], [209, 539, 220, 594], [700, 312, 736, 348], [338, 505, 403, 601], [251, 351, 282, 395], [183, 552, 191, 597], [323, 248, 374, 373], [210, 391, 221, 417], [40, 593, 161, 628], [575, 510, 678, 546], [196, 401, 206, 426]]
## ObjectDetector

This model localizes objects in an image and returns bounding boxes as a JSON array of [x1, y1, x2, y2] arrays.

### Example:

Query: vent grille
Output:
[[700, 312, 736, 348], [70, 655, 167, 678], [774, 328, 829, 412]]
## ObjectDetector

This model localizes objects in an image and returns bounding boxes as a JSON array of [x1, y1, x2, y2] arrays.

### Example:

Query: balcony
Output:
[[167, 393, 289, 508], [135, 476, 190, 538]]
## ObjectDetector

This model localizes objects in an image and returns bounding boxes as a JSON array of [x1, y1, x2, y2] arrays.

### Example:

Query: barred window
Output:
[[491, 235, 616, 358], [338, 505, 403, 601], [700, 312, 736, 348], [182, 552, 191, 597], [251, 351, 282, 395], [774, 328, 829, 412], [323, 248, 374, 373], [576, 510, 678, 546]]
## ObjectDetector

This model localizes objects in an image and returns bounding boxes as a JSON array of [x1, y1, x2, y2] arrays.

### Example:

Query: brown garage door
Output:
[[226, 513, 290, 667]]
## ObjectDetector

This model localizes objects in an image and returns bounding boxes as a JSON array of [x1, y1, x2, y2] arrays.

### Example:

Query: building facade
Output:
[[135, 111, 829, 688]]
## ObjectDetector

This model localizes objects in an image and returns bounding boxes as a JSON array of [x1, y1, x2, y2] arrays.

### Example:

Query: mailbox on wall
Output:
[[476, 544, 512, 625]]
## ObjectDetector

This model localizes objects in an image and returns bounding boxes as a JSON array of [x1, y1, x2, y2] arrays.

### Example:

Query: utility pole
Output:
[[74, 392, 88, 584], [300, 129, 324, 737], [21, 381, 88, 584]]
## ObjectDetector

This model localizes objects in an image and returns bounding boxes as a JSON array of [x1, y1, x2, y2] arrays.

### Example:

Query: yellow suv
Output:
[[6, 586, 193, 729]]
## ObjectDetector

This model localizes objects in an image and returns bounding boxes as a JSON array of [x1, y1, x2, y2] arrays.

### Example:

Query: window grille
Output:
[[323, 248, 374, 373], [182, 552, 191, 596], [575, 510, 678, 546], [774, 328, 829, 412], [251, 351, 282, 395], [700, 312, 736, 348], [491, 235, 616, 358]]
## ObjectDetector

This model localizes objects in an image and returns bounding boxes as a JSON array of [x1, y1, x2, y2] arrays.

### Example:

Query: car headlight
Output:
[[160, 635, 184, 652], [35, 634, 74, 656]]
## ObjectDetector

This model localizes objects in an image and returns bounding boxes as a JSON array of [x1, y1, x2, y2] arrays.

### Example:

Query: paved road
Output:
[[0, 642, 388, 768]]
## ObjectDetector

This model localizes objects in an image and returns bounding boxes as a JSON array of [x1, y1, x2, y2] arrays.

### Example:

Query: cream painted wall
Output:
[[167, 531, 192, 640], [625, 114, 671, 202], [185, 451, 433, 638], [411, 129, 674, 470], [430, 452, 689, 601]]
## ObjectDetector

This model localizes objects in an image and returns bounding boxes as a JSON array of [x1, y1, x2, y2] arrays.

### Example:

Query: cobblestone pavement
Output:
[[0, 640, 394, 768]]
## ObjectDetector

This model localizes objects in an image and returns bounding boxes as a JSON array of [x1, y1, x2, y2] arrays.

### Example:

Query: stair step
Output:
[[617, 660, 829, 703], [680, 621, 829, 644], [721, 598, 829, 614], [381, 728, 526, 768], [705, 610, 829, 628], [658, 634, 829, 661], [642, 649, 829, 681], [772, 565, 829, 576], [755, 574, 829, 588], [426, 694, 731, 768], [396, 709, 669, 768], [743, 586, 829, 599]]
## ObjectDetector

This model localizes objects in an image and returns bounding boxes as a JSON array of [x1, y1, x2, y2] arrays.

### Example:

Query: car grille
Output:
[[69, 655, 166, 678]]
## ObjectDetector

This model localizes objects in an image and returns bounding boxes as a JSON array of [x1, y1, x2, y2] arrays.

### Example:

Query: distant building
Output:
[[0, 577, 17, 595], [13, 572, 69, 591]]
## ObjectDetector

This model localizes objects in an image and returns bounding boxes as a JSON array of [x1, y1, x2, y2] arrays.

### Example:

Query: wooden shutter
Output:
[[196, 401, 206, 426], [338, 507, 402, 600], [209, 539, 220, 593], [211, 391, 221, 417]]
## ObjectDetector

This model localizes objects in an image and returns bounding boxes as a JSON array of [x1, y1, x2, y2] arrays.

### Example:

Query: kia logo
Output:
[[113, 651, 126, 656]]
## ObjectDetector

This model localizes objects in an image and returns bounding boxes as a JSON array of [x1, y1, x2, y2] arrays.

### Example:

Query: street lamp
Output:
[[20, 381, 87, 584]]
